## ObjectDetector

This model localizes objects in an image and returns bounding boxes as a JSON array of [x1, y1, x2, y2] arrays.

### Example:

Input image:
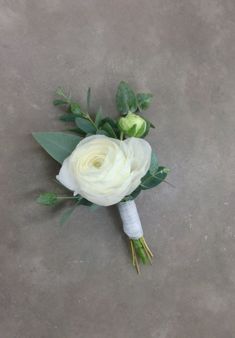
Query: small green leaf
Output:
[[136, 93, 153, 111], [116, 81, 137, 114], [59, 114, 77, 122], [32, 132, 81, 164], [70, 102, 81, 115], [149, 152, 158, 175], [53, 99, 68, 106], [37, 192, 58, 206], [95, 107, 103, 127], [75, 117, 97, 134], [89, 204, 100, 211], [56, 87, 70, 101], [141, 166, 169, 190], [96, 129, 110, 137], [101, 122, 117, 138], [122, 186, 142, 202], [78, 198, 93, 206]]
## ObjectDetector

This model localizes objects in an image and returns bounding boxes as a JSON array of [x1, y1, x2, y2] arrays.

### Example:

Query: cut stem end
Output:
[[129, 237, 153, 273]]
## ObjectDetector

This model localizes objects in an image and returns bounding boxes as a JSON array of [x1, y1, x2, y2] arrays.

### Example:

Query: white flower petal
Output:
[[56, 135, 152, 206], [56, 157, 79, 194]]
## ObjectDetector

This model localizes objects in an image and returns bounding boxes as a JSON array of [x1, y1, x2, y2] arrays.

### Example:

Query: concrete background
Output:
[[1, 1, 235, 337]]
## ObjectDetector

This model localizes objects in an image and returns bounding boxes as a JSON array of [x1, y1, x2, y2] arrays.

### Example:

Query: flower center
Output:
[[91, 155, 104, 169]]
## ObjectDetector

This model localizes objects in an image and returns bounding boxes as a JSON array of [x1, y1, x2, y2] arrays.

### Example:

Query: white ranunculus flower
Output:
[[56, 135, 151, 206]]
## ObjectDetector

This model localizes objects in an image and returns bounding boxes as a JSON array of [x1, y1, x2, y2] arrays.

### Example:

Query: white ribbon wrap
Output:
[[117, 200, 143, 239]]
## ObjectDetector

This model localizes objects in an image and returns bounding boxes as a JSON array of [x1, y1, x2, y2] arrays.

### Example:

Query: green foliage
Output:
[[95, 107, 103, 127], [141, 166, 170, 190], [116, 81, 137, 115], [101, 122, 117, 138], [70, 102, 81, 115], [59, 114, 77, 122], [149, 152, 158, 174], [122, 186, 142, 202], [55, 87, 71, 102], [37, 192, 58, 206], [32, 132, 81, 164], [75, 117, 97, 134], [53, 99, 68, 106], [96, 129, 110, 137], [136, 93, 153, 111]]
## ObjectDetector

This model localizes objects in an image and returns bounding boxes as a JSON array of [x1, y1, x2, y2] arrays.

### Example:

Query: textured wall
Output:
[[0, 1, 235, 337]]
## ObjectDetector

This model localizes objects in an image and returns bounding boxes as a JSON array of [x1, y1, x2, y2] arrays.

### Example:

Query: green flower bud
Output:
[[118, 113, 147, 138]]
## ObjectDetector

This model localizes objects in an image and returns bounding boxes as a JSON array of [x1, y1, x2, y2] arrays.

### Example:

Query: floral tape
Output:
[[117, 200, 143, 239]]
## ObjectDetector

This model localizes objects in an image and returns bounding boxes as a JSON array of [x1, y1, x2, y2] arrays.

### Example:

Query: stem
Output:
[[129, 236, 153, 273], [57, 196, 79, 200], [87, 115, 98, 130], [120, 131, 124, 140]]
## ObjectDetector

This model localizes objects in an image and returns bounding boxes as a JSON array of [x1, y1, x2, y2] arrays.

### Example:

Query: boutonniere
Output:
[[33, 81, 170, 273]]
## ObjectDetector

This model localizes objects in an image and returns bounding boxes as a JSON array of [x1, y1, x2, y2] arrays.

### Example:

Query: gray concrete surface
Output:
[[1, 1, 235, 337]]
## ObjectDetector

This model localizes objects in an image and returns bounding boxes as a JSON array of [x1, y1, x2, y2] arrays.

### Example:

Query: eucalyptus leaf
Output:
[[56, 87, 70, 101], [141, 166, 169, 190], [37, 192, 58, 206], [95, 107, 103, 127], [70, 102, 81, 115], [53, 99, 68, 106], [59, 114, 77, 122], [122, 186, 142, 202], [32, 132, 81, 164], [137, 93, 153, 111], [75, 117, 97, 134], [149, 152, 158, 175], [96, 129, 110, 137], [101, 122, 117, 138], [116, 81, 137, 114]]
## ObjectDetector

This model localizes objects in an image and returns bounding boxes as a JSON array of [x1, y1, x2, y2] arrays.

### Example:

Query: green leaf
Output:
[[96, 129, 110, 137], [100, 117, 118, 129], [70, 102, 81, 115], [101, 122, 117, 138], [32, 132, 81, 164], [53, 99, 68, 106], [75, 117, 97, 134], [116, 81, 137, 114], [136, 93, 153, 111], [87, 87, 91, 112], [141, 166, 169, 190], [37, 192, 58, 206], [56, 87, 71, 101], [78, 198, 93, 206], [149, 152, 158, 175], [59, 114, 77, 122], [95, 107, 103, 127], [122, 186, 142, 202]]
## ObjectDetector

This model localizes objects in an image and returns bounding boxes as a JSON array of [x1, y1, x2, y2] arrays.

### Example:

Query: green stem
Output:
[[57, 196, 79, 200], [129, 237, 153, 273]]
